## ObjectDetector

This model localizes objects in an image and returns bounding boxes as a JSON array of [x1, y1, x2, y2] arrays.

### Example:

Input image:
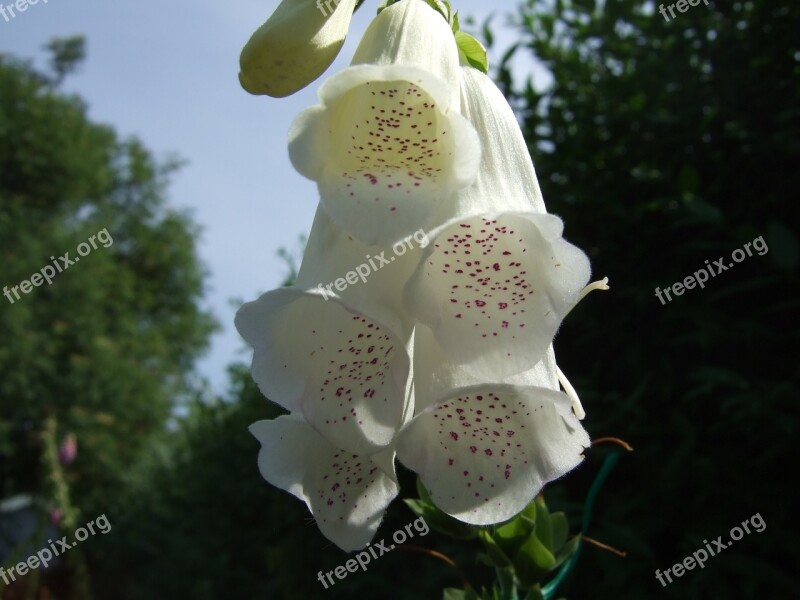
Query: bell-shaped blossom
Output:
[[236, 286, 413, 457], [239, 0, 357, 98], [404, 211, 590, 379], [238, 208, 422, 549], [402, 64, 591, 378], [250, 415, 399, 551], [395, 325, 590, 525], [288, 0, 481, 245]]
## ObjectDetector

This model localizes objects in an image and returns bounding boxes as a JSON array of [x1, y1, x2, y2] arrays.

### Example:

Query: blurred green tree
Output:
[[493, 0, 799, 598], [0, 37, 217, 524]]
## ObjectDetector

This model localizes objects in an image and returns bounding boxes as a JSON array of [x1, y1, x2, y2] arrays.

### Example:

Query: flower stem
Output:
[[541, 452, 621, 599]]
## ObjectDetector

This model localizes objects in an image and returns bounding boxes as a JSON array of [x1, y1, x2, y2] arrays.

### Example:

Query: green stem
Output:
[[41, 416, 93, 600], [541, 452, 621, 600]]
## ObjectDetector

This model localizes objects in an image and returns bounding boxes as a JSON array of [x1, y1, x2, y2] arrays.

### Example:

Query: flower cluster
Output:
[[236, 0, 607, 552]]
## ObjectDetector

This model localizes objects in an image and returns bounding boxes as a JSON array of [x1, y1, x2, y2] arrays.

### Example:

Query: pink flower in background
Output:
[[58, 433, 77, 466]]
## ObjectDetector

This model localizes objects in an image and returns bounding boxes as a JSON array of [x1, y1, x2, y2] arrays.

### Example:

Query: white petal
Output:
[[288, 67, 480, 246], [250, 416, 399, 551], [351, 0, 461, 111], [285, 105, 329, 181], [425, 66, 550, 229], [235, 288, 411, 456], [239, 0, 357, 98], [294, 201, 423, 338], [395, 384, 590, 525], [411, 324, 559, 411], [404, 212, 591, 379]]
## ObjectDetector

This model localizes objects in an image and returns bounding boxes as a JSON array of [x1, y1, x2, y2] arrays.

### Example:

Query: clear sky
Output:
[[0, 0, 548, 394]]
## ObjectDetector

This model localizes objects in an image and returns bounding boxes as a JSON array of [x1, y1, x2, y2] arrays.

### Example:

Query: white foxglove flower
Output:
[[235, 287, 413, 456], [239, 0, 358, 98], [238, 3, 604, 549], [238, 209, 423, 549], [250, 415, 399, 551], [402, 65, 591, 378], [395, 325, 590, 525], [404, 211, 590, 379], [288, 0, 481, 245]]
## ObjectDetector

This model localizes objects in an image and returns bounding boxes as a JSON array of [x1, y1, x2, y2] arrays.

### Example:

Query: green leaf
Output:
[[514, 530, 557, 587], [534, 497, 553, 551], [451, 10, 460, 33], [549, 512, 569, 552], [455, 31, 489, 74], [404, 499, 477, 540], [494, 514, 535, 557], [423, 0, 450, 21], [551, 534, 582, 570], [522, 499, 537, 522], [478, 529, 513, 567]]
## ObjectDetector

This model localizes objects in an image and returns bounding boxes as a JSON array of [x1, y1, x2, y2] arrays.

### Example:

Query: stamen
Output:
[[578, 276, 610, 302], [556, 366, 585, 420]]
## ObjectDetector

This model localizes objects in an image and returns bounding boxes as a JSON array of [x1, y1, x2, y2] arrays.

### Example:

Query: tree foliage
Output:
[[494, 0, 799, 597], [0, 42, 217, 520]]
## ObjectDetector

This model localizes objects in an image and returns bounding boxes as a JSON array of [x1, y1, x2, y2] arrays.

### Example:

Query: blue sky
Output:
[[0, 0, 548, 394]]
